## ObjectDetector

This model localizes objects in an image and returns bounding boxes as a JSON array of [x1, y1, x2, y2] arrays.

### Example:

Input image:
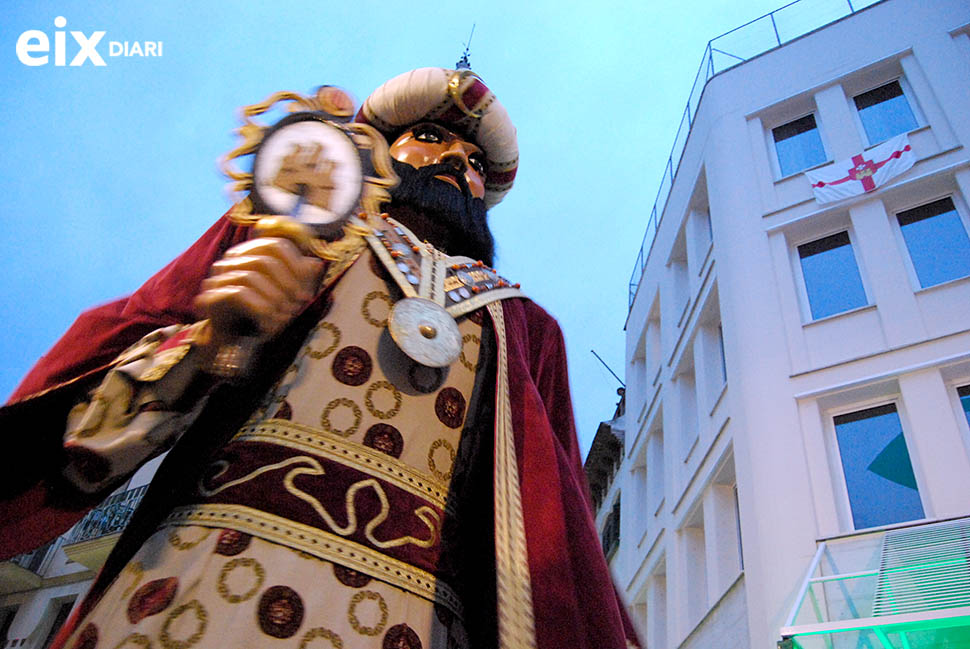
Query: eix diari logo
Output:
[[16, 16, 163, 66]]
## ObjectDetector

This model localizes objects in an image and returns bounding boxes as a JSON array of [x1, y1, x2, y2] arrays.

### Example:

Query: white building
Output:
[[0, 459, 162, 649], [590, 0, 970, 647]]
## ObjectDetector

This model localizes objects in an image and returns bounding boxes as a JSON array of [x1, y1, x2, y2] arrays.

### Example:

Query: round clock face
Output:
[[252, 113, 363, 226]]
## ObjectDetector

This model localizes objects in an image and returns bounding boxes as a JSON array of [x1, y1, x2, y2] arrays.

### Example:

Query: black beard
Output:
[[387, 159, 495, 266]]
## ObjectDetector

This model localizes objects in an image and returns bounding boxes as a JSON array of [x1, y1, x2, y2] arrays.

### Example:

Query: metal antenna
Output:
[[591, 349, 625, 388], [456, 24, 476, 69]]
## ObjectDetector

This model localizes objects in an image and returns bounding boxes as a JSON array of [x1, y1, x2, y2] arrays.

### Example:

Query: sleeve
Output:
[[0, 214, 248, 560], [7, 215, 249, 404], [62, 321, 216, 494]]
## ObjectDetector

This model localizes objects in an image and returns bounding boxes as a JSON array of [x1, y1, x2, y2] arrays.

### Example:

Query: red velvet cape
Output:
[[0, 214, 640, 649]]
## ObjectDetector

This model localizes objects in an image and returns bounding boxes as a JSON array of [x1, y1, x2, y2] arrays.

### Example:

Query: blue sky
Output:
[[0, 0, 784, 455]]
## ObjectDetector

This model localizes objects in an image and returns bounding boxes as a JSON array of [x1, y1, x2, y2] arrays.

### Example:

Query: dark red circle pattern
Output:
[[332, 563, 373, 588], [332, 346, 373, 386], [383, 623, 422, 649], [215, 529, 252, 556], [126, 577, 178, 624], [72, 623, 98, 649], [363, 424, 404, 458], [434, 388, 466, 429], [257, 585, 304, 638]]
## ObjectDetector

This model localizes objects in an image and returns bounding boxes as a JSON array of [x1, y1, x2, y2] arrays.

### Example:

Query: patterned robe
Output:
[[0, 214, 641, 649]]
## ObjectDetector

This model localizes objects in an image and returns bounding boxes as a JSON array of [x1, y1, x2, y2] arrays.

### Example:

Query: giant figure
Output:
[[0, 68, 640, 649]]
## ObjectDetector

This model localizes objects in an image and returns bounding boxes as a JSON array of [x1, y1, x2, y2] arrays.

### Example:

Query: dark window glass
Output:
[[834, 404, 924, 530], [958, 385, 970, 428], [798, 232, 867, 319], [602, 499, 621, 558], [0, 608, 16, 646], [854, 81, 918, 144], [773, 114, 826, 177], [717, 325, 727, 384], [897, 198, 970, 288]]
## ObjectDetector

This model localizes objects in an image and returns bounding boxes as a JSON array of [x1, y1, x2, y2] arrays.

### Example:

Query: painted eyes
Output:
[[412, 123, 488, 178], [414, 123, 444, 143], [467, 154, 486, 177]]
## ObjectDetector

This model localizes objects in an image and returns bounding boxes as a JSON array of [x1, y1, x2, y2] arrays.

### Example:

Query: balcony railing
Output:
[[781, 517, 970, 649], [628, 0, 885, 310], [8, 540, 55, 574], [65, 484, 149, 545]]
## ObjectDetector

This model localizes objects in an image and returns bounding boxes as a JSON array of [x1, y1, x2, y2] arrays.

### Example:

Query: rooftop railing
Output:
[[628, 0, 884, 309]]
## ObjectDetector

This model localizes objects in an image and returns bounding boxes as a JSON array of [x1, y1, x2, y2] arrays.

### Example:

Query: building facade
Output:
[[0, 459, 161, 649], [594, 0, 970, 647]]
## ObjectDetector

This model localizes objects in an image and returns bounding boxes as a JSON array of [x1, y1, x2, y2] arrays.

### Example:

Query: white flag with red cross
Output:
[[805, 134, 915, 204]]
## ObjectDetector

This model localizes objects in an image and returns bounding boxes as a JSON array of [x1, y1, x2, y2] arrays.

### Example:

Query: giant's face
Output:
[[388, 123, 486, 200]]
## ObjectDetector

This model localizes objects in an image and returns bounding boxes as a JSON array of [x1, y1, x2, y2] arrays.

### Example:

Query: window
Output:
[[647, 427, 665, 516], [646, 566, 667, 649], [854, 80, 918, 145], [682, 507, 708, 624], [0, 607, 16, 647], [773, 114, 826, 177], [959, 385, 970, 428], [897, 197, 970, 288], [733, 485, 743, 570], [602, 498, 621, 559], [716, 325, 727, 385], [798, 231, 867, 319], [677, 369, 698, 459], [834, 404, 924, 530]]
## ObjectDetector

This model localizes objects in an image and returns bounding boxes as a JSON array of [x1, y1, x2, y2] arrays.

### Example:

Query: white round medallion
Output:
[[387, 298, 462, 368]]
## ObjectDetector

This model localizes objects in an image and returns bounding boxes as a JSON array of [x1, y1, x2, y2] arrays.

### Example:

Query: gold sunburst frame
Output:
[[220, 86, 399, 261]]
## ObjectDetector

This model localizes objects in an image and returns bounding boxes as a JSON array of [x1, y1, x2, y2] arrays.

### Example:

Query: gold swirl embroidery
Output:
[[138, 343, 191, 382], [159, 600, 207, 649], [217, 558, 265, 603], [308, 322, 341, 359], [120, 561, 145, 600], [361, 291, 393, 328], [428, 439, 456, 483], [459, 333, 481, 372], [321, 398, 362, 437], [299, 628, 343, 649], [364, 381, 402, 419], [347, 590, 388, 636], [199, 456, 439, 549], [113, 633, 152, 649], [167, 528, 211, 551]]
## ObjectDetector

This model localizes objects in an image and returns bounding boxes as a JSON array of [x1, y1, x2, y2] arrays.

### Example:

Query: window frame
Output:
[[770, 111, 830, 179], [850, 77, 923, 147], [953, 382, 970, 456], [891, 194, 970, 290], [826, 398, 927, 532], [791, 227, 870, 323]]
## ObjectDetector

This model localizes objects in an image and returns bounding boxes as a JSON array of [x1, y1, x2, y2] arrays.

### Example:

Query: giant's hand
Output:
[[194, 236, 324, 342]]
